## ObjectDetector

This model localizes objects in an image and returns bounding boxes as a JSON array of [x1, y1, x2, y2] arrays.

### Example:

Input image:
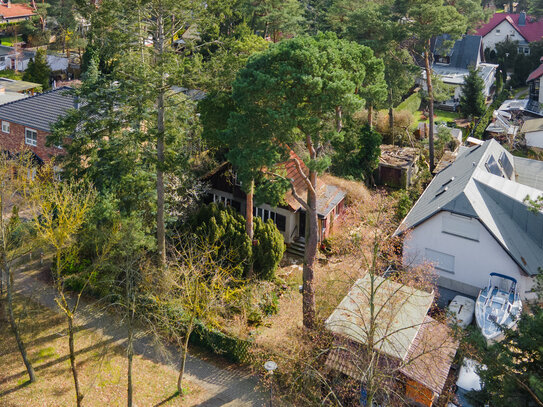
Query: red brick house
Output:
[[0, 87, 75, 163]]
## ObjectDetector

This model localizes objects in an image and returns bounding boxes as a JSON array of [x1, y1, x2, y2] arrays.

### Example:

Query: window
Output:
[[212, 194, 231, 206], [1, 121, 9, 133], [496, 29, 500, 33], [254, 206, 287, 232], [425, 249, 455, 274], [275, 214, 286, 232], [25, 128, 37, 146]]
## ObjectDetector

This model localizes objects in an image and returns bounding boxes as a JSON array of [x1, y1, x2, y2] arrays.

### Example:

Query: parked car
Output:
[[447, 295, 475, 329]]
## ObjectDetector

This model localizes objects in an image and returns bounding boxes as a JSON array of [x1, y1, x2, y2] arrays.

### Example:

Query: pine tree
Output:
[[459, 67, 486, 119], [22, 49, 51, 91]]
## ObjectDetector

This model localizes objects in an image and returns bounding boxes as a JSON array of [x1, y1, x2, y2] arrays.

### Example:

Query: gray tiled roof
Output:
[[433, 34, 482, 70], [0, 87, 75, 132], [396, 139, 543, 276]]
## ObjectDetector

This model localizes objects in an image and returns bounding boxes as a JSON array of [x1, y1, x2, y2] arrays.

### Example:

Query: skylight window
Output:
[[485, 156, 504, 177], [499, 153, 514, 179]]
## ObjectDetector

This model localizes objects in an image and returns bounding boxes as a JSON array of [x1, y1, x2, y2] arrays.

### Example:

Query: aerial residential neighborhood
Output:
[[1, 1, 543, 407]]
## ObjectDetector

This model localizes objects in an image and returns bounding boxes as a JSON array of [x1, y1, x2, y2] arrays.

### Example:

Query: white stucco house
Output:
[[396, 139, 543, 302], [521, 117, 543, 150], [475, 12, 543, 54]]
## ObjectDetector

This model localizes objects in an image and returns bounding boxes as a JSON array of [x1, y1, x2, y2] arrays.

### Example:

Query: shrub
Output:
[[186, 203, 285, 280], [394, 190, 413, 221], [252, 218, 285, 280], [187, 202, 252, 278], [260, 291, 279, 316]]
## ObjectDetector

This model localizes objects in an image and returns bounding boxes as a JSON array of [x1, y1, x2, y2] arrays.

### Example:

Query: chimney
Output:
[[7, 0, 11, 8], [519, 11, 526, 26]]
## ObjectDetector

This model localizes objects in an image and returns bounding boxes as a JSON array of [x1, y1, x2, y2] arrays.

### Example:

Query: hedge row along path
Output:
[[12, 259, 267, 406]]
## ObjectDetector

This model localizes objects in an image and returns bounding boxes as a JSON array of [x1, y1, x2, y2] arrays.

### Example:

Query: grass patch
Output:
[[0, 69, 24, 80], [0, 295, 205, 406], [396, 92, 421, 113], [32, 346, 58, 364], [417, 109, 460, 124]]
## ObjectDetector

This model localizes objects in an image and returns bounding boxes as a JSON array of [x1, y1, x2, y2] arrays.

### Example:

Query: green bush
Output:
[[260, 291, 279, 316], [252, 218, 285, 280], [394, 190, 413, 221], [331, 121, 382, 181], [186, 203, 285, 280], [187, 202, 252, 278]]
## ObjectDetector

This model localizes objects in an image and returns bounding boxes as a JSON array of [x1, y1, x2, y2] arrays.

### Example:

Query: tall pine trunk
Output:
[[368, 105, 374, 128], [155, 16, 166, 267], [177, 318, 194, 395], [68, 315, 83, 406], [246, 179, 254, 278], [302, 136, 318, 329], [5, 261, 36, 383], [424, 39, 435, 172]]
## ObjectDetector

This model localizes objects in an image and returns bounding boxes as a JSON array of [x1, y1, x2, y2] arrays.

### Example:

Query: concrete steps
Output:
[[287, 238, 305, 257]]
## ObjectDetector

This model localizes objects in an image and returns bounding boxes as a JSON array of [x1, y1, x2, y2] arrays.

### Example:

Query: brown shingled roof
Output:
[[399, 316, 458, 395]]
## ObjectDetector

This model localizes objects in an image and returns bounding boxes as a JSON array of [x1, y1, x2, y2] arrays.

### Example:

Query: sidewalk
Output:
[[13, 266, 267, 406]]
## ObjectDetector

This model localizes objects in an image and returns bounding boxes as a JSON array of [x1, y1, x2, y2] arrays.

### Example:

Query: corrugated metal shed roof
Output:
[[397, 139, 543, 276], [520, 118, 543, 133], [0, 87, 74, 132], [325, 274, 434, 361]]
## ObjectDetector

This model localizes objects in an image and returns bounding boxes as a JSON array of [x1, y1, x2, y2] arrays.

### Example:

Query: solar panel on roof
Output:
[[499, 153, 514, 179], [485, 156, 503, 177]]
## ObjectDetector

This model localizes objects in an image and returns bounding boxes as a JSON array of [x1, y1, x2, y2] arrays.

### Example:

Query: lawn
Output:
[[0, 296, 205, 406], [417, 109, 460, 124], [0, 70, 23, 81]]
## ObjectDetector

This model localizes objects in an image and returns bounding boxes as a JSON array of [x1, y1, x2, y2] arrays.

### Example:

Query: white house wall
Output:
[[482, 20, 529, 51], [525, 130, 543, 148], [403, 211, 536, 300]]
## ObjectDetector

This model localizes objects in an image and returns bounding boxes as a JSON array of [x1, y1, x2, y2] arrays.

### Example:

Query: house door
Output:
[[299, 211, 306, 239]]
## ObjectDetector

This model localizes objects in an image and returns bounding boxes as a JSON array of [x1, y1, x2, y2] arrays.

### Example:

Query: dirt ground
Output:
[[254, 178, 393, 358], [0, 296, 205, 407]]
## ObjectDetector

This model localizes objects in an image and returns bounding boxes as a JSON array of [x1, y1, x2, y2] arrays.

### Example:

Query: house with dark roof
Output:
[[396, 139, 542, 302], [428, 35, 497, 110], [202, 151, 347, 252], [475, 12, 543, 54], [0, 87, 75, 162]]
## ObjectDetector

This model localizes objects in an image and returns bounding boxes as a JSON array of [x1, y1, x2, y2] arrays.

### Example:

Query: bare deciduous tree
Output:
[[0, 152, 41, 384], [31, 180, 95, 406], [153, 237, 245, 396]]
